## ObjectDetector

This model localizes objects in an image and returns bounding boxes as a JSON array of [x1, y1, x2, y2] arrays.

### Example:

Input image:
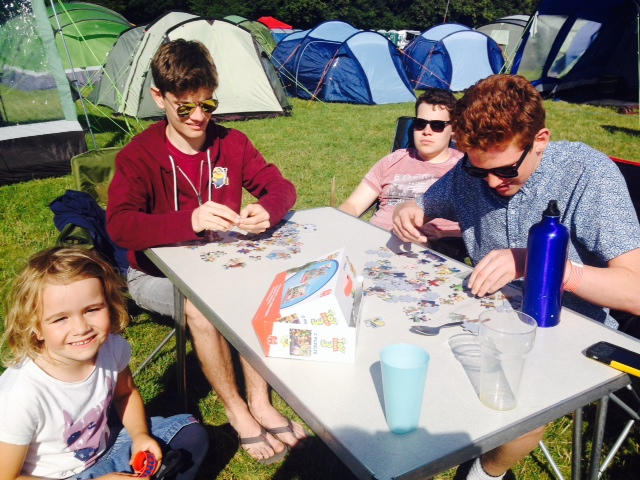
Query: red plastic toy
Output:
[[132, 450, 157, 477]]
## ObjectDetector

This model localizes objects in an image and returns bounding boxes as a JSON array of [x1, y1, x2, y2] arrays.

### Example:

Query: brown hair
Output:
[[452, 74, 545, 152], [415, 87, 456, 115], [151, 39, 218, 96], [1, 247, 129, 366]]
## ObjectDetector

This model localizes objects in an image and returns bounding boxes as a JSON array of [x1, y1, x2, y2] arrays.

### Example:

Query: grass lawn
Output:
[[1, 95, 640, 479]]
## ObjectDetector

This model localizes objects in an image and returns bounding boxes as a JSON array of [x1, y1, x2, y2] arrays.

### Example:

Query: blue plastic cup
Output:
[[380, 343, 430, 434]]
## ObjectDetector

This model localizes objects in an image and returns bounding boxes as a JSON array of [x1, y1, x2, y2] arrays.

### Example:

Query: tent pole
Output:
[[443, 0, 451, 23], [48, 0, 97, 149]]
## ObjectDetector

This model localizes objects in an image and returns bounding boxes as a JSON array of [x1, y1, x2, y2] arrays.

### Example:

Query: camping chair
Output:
[[65, 148, 186, 399], [582, 157, 640, 479], [609, 157, 640, 338], [610, 157, 640, 220], [391, 115, 417, 153]]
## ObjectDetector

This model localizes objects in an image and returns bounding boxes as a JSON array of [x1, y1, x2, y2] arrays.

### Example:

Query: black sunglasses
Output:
[[175, 98, 219, 117], [462, 144, 532, 179], [412, 117, 451, 133]]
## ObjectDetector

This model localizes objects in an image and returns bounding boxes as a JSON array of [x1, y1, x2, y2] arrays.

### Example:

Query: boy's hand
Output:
[[191, 201, 240, 233], [238, 203, 270, 233], [468, 248, 527, 296], [130, 434, 162, 475], [392, 200, 428, 244]]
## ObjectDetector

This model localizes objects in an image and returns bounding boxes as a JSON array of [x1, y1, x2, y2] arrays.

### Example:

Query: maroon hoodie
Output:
[[106, 120, 296, 275]]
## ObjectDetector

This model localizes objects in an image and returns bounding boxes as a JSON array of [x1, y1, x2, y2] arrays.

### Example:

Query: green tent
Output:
[[223, 15, 277, 54], [0, 0, 131, 88], [49, 2, 132, 70], [223, 14, 247, 24]]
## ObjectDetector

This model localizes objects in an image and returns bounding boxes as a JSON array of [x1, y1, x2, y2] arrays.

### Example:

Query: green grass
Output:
[[1, 96, 640, 479]]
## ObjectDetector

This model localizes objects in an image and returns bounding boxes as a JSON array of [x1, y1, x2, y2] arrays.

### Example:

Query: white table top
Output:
[[148, 207, 639, 480]]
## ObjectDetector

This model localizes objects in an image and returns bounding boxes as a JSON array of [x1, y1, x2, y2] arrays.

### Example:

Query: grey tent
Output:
[[477, 15, 530, 68], [90, 13, 290, 119], [88, 11, 197, 117], [88, 25, 144, 111], [1, 0, 86, 185]]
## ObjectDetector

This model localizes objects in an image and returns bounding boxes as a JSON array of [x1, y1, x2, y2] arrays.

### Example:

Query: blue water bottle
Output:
[[522, 200, 569, 327]]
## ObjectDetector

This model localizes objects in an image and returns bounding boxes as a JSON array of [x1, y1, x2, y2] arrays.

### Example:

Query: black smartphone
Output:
[[583, 341, 640, 377]]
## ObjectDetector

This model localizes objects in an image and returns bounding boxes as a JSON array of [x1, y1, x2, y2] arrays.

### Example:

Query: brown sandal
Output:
[[239, 426, 289, 465], [265, 418, 306, 446]]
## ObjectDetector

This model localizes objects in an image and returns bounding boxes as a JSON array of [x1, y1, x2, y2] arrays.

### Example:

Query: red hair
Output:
[[453, 74, 545, 152]]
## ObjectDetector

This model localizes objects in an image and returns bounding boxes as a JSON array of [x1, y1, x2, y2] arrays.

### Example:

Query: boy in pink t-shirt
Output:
[[339, 88, 464, 256]]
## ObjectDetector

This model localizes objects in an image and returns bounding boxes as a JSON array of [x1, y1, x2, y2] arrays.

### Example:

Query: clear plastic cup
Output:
[[380, 343, 430, 434], [478, 310, 536, 410], [449, 333, 482, 394]]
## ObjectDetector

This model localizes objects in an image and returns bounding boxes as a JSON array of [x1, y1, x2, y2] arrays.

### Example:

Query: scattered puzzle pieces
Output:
[[365, 317, 385, 328], [192, 220, 314, 268], [362, 247, 522, 323]]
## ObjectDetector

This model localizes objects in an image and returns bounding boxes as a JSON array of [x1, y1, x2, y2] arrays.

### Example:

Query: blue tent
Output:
[[512, 0, 640, 102], [403, 25, 505, 91], [271, 28, 299, 43], [271, 20, 415, 104], [419, 23, 470, 40]]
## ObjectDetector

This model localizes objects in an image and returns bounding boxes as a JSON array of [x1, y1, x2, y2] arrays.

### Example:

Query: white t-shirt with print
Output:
[[0, 334, 130, 478]]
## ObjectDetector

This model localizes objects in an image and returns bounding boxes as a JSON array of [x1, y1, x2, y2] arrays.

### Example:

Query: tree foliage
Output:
[[85, 0, 537, 30]]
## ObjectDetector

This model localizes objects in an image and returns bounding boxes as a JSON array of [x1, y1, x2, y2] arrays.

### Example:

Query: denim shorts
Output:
[[127, 267, 175, 317], [71, 414, 197, 479]]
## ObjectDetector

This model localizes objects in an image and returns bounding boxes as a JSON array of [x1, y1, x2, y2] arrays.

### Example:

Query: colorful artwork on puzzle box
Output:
[[252, 248, 360, 363]]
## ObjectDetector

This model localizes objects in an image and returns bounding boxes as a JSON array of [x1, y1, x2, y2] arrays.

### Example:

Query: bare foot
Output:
[[250, 403, 307, 448], [226, 403, 286, 462]]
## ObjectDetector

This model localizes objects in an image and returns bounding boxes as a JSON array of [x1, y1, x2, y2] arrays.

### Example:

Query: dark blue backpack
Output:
[[50, 189, 128, 276]]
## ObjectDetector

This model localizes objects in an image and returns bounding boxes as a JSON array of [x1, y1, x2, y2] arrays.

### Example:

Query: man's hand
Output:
[[392, 200, 428, 244], [191, 201, 240, 233], [468, 248, 527, 296], [238, 203, 270, 233]]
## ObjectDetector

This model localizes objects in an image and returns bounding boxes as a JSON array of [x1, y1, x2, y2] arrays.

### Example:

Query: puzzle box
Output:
[[252, 248, 362, 363]]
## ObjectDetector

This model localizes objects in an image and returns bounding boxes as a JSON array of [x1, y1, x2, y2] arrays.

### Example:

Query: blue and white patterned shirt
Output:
[[418, 141, 640, 322]]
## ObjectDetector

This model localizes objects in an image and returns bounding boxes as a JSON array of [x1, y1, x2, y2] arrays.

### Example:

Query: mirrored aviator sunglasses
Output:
[[176, 98, 219, 117], [412, 117, 451, 133]]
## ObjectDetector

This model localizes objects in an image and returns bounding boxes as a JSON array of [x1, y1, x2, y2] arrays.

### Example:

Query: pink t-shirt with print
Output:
[[363, 147, 463, 233]]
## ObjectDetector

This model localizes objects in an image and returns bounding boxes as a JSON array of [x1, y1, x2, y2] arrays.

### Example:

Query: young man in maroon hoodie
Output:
[[106, 39, 305, 464]]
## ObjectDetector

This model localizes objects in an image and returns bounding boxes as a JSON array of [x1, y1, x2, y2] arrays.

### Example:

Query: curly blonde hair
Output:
[[453, 74, 545, 152], [1, 247, 129, 366]]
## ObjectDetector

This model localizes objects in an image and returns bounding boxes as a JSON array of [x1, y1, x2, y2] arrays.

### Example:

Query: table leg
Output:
[[173, 286, 187, 410], [588, 395, 609, 480], [571, 407, 583, 480]]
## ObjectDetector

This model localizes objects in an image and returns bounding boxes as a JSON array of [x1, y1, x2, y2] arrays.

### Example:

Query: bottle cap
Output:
[[132, 450, 157, 477], [543, 200, 560, 217]]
